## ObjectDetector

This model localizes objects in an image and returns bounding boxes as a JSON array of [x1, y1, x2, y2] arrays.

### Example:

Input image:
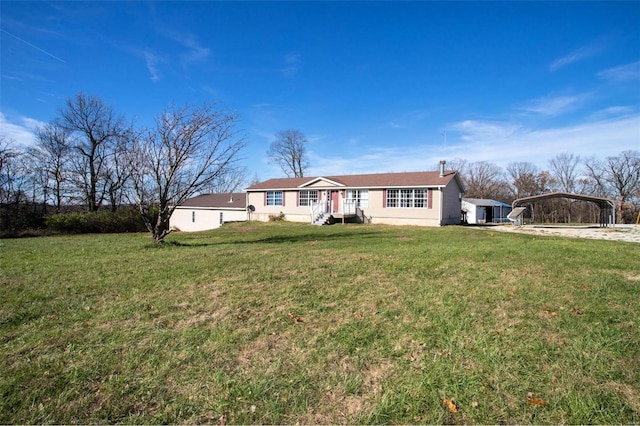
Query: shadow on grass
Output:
[[160, 230, 384, 248]]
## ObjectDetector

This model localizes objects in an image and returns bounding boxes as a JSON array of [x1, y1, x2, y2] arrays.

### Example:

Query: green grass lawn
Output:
[[1, 222, 638, 424]]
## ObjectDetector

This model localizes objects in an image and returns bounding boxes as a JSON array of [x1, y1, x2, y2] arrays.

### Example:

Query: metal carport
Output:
[[511, 192, 616, 227]]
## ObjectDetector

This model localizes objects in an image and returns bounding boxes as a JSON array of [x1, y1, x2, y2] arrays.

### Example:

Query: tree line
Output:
[[448, 151, 640, 224], [1, 93, 246, 242]]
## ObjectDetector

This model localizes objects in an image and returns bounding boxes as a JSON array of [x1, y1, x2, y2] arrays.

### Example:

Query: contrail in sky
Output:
[[1, 28, 65, 63]]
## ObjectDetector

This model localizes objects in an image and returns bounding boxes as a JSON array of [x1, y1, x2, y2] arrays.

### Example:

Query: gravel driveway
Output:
[[481, 224, 640, 243]]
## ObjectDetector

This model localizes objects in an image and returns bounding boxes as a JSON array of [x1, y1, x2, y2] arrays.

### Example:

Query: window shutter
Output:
[[383, 189, 387, 208], [428, 189, 433, 209], [264, 192, 267, 206], [282, 191, 285, 207], [297, 191, 300, 206]]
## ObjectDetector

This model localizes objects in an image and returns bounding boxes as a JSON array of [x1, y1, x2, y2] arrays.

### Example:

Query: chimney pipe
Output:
[[439, 160, 446, 177]]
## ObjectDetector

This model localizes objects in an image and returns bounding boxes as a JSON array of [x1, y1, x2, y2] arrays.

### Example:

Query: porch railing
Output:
[[311, 199, 358, 217], [342, 200, 357, 215], [311, 200, 329, 220]]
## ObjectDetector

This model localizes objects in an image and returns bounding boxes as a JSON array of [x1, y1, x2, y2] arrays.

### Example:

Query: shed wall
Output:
[[170, 208, 247, 232]]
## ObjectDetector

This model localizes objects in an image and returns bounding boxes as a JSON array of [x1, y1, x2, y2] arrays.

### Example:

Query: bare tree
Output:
[[548, 153, 581, 193], [0, 136, 17, 192], [58, 93, 132, 211], [585, 150, 640, 223], [548, 153, 582, 223], [30, 123, 71, 211], [460, 161, 510, 201], [103, 129, 136, 211], [506, 161, 539, 198], [267, 129, 309, 178], [0, 137, 30, 231], [202, 165, 247, 194], [582, 156, 608, 198], [130, 103, 245, 243]]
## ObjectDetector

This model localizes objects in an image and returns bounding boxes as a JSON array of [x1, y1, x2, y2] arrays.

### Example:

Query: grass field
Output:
[[1, 222, 638, 424]]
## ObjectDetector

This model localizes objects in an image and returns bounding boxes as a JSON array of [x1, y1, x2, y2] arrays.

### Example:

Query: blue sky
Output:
[[1, 1, 639, 181]]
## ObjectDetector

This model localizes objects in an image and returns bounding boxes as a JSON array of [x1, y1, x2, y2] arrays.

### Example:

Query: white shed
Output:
[[462, 198, 512, 224], [170, 193, 247, 232]]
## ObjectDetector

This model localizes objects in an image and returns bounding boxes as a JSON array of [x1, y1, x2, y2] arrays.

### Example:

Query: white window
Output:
[[400, 189, 413, 208], [266, 191, 283, 206], [386, 189, 428, 208], [346, 189, 369, 208], [414, 189, 426, 208], [386, 189, 398, 207], [299, 190, 318, 206]]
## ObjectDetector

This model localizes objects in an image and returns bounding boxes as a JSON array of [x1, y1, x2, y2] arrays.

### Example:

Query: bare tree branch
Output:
[[267, 129, 309, 178], [58, 93, 132, 211], [130, 103, 246, 243]]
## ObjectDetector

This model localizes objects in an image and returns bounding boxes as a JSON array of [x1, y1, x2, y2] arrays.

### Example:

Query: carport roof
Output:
[[512, 192, 614, 209]]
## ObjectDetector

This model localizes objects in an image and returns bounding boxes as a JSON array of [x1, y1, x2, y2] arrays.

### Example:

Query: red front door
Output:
[[330, 190, 339, 213]]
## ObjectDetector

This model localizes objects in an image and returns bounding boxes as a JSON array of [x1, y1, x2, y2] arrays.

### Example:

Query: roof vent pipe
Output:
[[439, 160, 446, 177]]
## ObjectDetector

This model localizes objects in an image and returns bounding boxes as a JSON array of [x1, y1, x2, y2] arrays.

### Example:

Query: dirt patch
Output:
[[173, 308, 231, 329], [235, 330, 298, 373], [625, 273, 640, 282], [299, 358, 393, 424], [603, 381, 640, 414]]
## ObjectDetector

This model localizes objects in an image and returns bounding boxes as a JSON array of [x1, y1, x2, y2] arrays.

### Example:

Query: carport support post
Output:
[[611, 205, 616, 228], [531, 203, 535, 224]]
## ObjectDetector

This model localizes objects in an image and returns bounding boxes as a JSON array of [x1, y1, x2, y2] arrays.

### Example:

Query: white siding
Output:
[[170, 208, 247, 232]]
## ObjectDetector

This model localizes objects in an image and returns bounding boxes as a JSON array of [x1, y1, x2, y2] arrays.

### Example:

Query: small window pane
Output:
[[299, 190, 318, 207], [266, 191, 283, 206]]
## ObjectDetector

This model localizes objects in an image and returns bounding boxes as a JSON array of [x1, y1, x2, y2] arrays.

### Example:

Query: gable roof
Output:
[[178, 193, 246, 209], [246, 170, 462, 191]]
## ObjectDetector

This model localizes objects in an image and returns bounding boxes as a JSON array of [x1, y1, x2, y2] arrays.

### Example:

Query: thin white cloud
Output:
[[179, 34, 209, 65], [517, 94, 588, 117], [588, 105, 636, 121], [448, 114, 640, 167], [282, 53, 301, 78], [201, 85, 220, 98], [0, 28, 66, 63], [347, 136, 364, 145], [549, 45, 600, 71], [128, 28, 209, 81], [0, 112, 42, 147], [455, 120, 521, 141], [598, 60, 640, 82], [154, 27, 210, 70], [306, 114, 640, 176], [144, 50, 162, 82]]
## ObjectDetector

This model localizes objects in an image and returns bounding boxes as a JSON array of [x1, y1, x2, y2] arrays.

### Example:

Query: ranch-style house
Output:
[[245, 165, 465, 226]]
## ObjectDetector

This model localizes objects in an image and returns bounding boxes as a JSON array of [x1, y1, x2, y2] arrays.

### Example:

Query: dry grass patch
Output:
[[625, 272, 640, 282]]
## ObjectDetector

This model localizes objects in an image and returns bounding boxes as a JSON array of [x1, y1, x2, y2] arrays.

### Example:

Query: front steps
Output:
[[312, 212, 332, 226]]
